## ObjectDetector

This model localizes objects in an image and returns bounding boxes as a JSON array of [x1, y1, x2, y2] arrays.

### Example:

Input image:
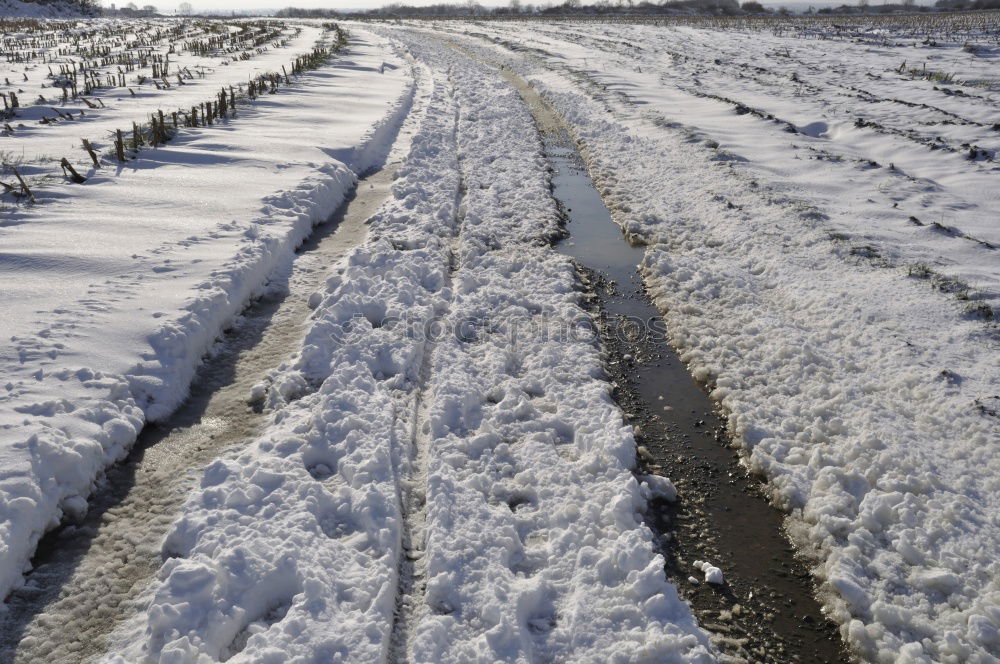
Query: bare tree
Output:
[[177, 1, 192, 13]]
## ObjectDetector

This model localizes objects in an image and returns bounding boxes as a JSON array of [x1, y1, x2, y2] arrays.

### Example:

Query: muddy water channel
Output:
[[506, 72, 851, 663], [0, 168, 397, 664]]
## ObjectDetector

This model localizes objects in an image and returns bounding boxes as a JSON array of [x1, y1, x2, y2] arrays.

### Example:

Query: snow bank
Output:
[[459, 28, 1000, 663], [0, 29, 414, 603]]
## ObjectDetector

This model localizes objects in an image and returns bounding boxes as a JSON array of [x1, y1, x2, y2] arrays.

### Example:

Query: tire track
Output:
[[388, 88, 467, 664]]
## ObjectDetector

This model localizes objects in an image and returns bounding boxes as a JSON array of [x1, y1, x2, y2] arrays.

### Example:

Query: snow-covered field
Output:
[[1, 12, 999, 664]]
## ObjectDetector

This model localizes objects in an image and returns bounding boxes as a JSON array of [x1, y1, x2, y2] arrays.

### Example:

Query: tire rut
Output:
[[388, 92, 468, 664]]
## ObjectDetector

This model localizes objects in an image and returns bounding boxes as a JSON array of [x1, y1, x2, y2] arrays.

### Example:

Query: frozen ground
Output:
[[1, 13, 999, 664]]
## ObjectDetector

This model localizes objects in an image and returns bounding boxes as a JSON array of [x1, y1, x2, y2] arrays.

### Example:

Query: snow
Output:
[[3, 14, 999, 664], [0, 26, 414, 602], [437, 20, 1000, 663], [693, 561, 724, 586], [105, 28, 715, 664], [641, 474, 678, 502]]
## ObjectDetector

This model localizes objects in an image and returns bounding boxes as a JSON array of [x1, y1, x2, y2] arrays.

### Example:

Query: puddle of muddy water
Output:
[[0, 167, 398, 664], [503, 70, 851, 662]]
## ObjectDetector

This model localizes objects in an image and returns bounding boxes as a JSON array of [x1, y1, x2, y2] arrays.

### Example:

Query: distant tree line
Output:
[[102, 2, 160, 16], [279, 0, 746, 18], [933, 0, 1000, 9], [795, 0, 999, 13], [275, 7, 345, 16], [277, 0, 999, 19]]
